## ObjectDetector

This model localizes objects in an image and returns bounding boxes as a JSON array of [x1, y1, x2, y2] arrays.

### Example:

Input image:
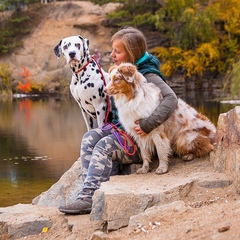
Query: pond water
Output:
[[0, 96, 86, 207], [0, 93, 238, 207]]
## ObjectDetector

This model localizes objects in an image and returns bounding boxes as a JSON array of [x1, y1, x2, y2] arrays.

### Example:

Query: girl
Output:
[[59, 26, 178, 214]]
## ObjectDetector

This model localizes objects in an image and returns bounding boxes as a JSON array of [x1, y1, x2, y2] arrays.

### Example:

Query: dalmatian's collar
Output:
[[70, 57, 93, 74], [75, 59, 92, 74]]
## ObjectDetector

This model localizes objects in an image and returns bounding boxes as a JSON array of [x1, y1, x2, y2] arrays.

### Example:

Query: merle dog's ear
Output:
[[118, 64, 136, 83], [54, 40, 62, 59]]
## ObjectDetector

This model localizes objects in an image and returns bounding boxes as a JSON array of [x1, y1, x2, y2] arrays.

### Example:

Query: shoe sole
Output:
[[59, 208, 91, 215]]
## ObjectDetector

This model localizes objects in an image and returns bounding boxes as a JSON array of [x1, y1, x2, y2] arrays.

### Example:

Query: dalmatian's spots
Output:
[[82, 77, 90, 83], [89, 117, 93, 128], [87, 109, 96, 118], [98, 86, 104, 97], [75, 43, 81, 50], [87, 83, 94, 88]]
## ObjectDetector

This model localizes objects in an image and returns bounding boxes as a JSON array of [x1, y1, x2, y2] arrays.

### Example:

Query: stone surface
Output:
[[0, 156, 238, 240], [91, 176, 194, 231], [127, 200, 187, 234], [32, 159, 82, 206], [210, 106, 240, 193], [0, 204, 57, 239]]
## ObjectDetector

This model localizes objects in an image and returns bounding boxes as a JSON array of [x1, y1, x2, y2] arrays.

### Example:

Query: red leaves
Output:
[[17, 66, 32, 93]]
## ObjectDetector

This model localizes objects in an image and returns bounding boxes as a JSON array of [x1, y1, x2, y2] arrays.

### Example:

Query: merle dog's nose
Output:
[[69, 51, 76, 59]]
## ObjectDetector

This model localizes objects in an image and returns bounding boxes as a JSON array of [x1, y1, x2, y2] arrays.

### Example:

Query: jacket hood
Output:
[[135, 52, 166, 82]]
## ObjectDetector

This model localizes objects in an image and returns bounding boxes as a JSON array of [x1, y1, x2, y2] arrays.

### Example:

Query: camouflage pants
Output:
[[79, 127, 142, 197]]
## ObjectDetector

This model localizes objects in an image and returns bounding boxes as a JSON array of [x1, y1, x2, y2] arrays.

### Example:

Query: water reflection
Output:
[[0, 94, 238, 207], [0, 96, 86, 207]]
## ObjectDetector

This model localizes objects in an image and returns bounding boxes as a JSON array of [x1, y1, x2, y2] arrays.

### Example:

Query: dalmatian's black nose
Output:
[[69, 51, 76, 59]]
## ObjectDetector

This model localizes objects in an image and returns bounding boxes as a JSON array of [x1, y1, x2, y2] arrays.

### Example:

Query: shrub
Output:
[[0, 62, 12, 94], [17, 67, 32, 93]]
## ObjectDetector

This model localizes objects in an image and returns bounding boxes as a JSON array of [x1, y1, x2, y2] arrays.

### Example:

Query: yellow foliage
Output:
[[169, 47, 184, 58], [219, 4, 240, 36], [178, 51, 204, 77], [153, 46, 184, 76], [0, 62, 12, 92], [196, 42, 220, 67], [153, 46, 170, 61], [155, 40, 224, 77], [185, 57, 204, 77], [161, 60, 175, 77]]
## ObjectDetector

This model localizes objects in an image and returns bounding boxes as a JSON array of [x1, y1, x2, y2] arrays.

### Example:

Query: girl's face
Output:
[[111, 39, 130, 66]]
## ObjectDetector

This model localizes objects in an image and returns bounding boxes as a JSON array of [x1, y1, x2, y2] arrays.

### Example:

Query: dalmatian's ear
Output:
[[78, 35, 89, 47], [54, 40, 62, 59], [78, 35, 90, 58], [118, 63, 136, 83]]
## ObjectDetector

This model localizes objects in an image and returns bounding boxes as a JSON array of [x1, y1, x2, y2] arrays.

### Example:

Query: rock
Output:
[[128, 200, 186, 235], [210, 106, 240, 193], [0, 204, 57, 239], [0, 204, 102, 240], [32, 159, 83, 207], [89, 172, 224, 231], [0, 156, 237, 239], [31, 155, 234, 234], [90, 230, 106, 240]]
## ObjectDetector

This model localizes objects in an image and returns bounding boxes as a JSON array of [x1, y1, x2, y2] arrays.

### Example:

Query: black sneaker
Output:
[[58, 197, 92, 215]]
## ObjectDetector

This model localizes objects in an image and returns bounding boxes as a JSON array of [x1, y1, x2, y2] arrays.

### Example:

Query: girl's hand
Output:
[[134, 120, 147, 136]]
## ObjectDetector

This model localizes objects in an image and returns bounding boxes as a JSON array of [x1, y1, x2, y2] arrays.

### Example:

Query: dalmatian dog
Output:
[[54, 35, 110, 130]]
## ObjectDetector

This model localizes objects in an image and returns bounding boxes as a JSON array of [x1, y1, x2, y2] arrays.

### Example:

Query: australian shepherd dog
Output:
[[105, 62, 216, 174]]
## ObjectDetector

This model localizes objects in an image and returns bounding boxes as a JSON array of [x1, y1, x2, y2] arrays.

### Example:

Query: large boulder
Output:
[[32, 159, 83, 207], [210, 106, 240, 193]]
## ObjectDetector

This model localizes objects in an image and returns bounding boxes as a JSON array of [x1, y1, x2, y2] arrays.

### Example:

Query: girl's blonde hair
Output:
[[111, 26, 147, 64]]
